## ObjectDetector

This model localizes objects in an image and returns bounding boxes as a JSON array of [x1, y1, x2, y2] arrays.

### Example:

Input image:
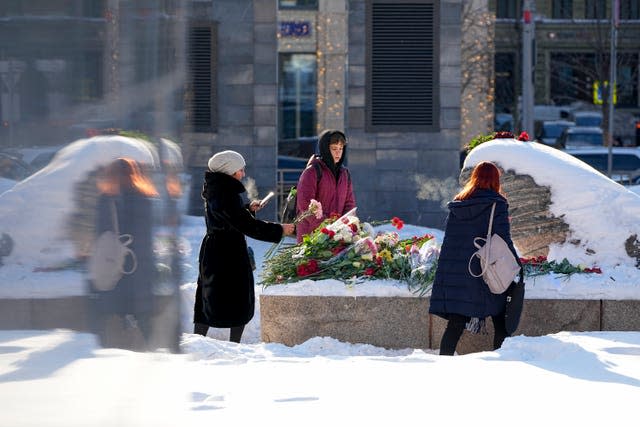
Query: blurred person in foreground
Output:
[[88, 157, 158, 351], [193, 150, 295, 342], [429, 161, 521, 356], [295, 129, 356, 242]]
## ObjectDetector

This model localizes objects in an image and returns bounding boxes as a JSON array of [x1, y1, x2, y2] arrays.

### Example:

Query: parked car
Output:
[[564, 147, 640, 185], [533, 105, 573, 122], [570, 110, 603, 127], [557, 126, 603, 149], [2, 145, 63, 174], [0, 152, 32, 181], [536, 120, 575, 147], [494, 113, 513, 132]]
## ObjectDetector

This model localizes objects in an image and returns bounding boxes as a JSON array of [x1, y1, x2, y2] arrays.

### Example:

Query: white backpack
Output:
[[88, 201, 137, 291], [468, 203, 520, 294]]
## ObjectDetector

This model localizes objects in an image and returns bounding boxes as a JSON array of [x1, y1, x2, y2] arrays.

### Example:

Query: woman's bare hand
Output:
[[281, 223, 295, 236]]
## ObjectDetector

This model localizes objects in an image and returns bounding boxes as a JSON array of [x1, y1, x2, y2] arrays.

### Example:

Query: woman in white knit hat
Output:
[[193, 150, 295, 342]]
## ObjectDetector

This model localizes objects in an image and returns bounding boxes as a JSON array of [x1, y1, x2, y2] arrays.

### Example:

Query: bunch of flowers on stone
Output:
[[520, 255, 602, 277], [260, 211, 440, 295]]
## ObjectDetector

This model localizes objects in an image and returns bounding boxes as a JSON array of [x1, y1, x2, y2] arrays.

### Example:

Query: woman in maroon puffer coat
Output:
[[295, 130, 356, 242]]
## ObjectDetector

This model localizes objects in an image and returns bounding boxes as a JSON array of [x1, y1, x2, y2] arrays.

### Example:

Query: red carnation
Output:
[[296, 264, 309, 277], [321, 227, 336, 238], [495, 131, 514, 139], [391, 216, 404, 230]]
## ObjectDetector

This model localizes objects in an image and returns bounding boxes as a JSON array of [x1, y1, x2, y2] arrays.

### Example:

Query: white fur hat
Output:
[[207, 150, 246, 175]]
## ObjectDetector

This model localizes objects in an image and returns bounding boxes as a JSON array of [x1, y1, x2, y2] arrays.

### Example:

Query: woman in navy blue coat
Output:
[[429, 161, 521, 355]]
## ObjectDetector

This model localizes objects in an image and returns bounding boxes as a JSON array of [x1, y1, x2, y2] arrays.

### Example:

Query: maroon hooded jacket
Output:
[[295, 130, 356, 242]]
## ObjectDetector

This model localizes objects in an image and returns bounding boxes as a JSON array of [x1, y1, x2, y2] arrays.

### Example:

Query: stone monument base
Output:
[[260, 295, 640, 354]]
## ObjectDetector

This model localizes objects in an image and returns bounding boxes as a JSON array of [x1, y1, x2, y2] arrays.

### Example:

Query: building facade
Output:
[[491, 0, 640, 140], [1, 0, 462, 228], [184, 0, 463, 227]]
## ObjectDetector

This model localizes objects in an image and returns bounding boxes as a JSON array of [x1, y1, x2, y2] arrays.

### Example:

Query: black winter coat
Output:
[[194, 172, 283, 328], [429, 189, 521, 320]]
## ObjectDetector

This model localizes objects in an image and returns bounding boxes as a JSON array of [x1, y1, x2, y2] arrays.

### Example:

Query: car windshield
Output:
[[566, 132, 602, 146], [544, 124, 567, 138], [574, 115, 602, 127]]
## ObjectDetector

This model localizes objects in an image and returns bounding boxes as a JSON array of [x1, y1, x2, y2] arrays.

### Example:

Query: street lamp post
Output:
[[607, 0, 619, 177], [521, 0, 535, 136]]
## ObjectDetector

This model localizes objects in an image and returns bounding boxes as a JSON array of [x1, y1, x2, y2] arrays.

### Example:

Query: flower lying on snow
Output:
[[520, 255, 602, 277]]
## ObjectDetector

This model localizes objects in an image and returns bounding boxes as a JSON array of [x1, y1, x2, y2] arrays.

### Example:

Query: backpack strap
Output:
[[109, 199, 120, 234], [312, 160, 322, 185], [467, 203, 496, 278]]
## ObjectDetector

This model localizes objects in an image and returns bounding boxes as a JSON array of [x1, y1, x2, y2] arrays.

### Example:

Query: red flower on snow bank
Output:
[[520, 256, 602, 276], [494, 131, 514, 139], [391, 217, 404, 230]]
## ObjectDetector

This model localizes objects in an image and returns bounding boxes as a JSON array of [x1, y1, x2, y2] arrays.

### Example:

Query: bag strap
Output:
[[480, 202, 496, 274], [109, 198, 137, 275], [312, 160, 322, 185], [486, 202, 496, 239], [467, 202, 497, 278], [110, 199, 120, 234]]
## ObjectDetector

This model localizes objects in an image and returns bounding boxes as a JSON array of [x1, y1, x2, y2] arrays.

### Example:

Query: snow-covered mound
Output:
[[465, 139, 640, 270], [0, 136, 158, 267]]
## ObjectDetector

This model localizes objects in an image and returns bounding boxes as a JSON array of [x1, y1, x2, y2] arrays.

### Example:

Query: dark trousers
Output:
[[194, 323, 245, 343], [439, 313, 508, 356]]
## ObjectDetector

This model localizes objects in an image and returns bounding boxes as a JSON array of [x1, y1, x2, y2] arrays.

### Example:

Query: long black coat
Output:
[[194, 172, 283, 328], [429, 189, 521, 320]]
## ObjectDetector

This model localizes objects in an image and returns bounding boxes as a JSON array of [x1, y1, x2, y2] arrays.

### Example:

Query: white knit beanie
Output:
[[207, 150, 246, 175]]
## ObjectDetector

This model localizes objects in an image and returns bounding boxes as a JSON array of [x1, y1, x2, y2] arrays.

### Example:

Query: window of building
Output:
[[0, 0, 104, 16], [550, 52, 638, 108], [277, 53, 317, 214], [617, 53, 639, 108], [550, 52, 596, 105], [0, 1, 22, 16], [187, 23, 217, 133], [73, 51, 103, 102], [366, 0, 439, 132], [278, 53, 317, 155], [585, 0, 606, 18], [552, 0, 572, 18], [278, 0, 318, 10], [620, 0, 640, 19], [495, 52, 516, 114], [80, 0, 105, 18], [496, 0, 518, 19]]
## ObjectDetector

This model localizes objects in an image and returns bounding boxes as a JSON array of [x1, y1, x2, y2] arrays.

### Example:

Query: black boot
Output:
[[230, 325, 244, 343], [193, 322, 209, 336]]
